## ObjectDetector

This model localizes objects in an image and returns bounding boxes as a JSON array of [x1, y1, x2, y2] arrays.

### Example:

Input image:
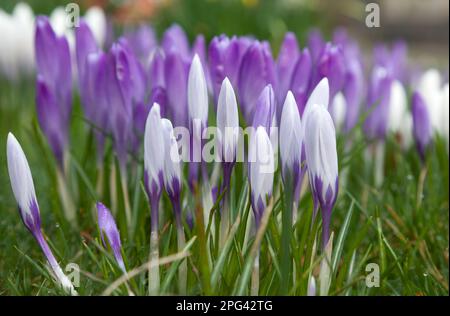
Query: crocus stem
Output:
[[251, 248, 260, 296], [374, 141, 385, 187], [416, 166, 428, 210], [96, 162, 104, 197], [119, 170, 132, 232], [194, 184, 211, 295], [321, 207, 331, 250], [174, 201, 187, 295], [220, 163, 233, 249], [319, 233, 333, 296], [35, 232, 77, 295], [280, 175, 293, 295], [149, 197, 160, 296], [110, 161, 118, 216], [56, 168, 77, 229]]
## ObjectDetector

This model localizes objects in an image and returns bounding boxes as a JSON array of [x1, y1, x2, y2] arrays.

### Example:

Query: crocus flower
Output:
[[161, 118, 182, 219], [75, 20, 99, 103], [124, 24, 157, 65], [217, 77, 240, 189], [35, 16, 72, 168], [165, 49, 189, 128], [249, 126, 275, 229], [442, 84, 449, 145], [84, 51, 109, 160], [333, 29, 365, 132], [373, 41, 408, 83], [301, 77, 330, 214], [304, 104, 339, 249], [290, 48, 313, 116], [106, 43, 133, 169], [417, 69, 446, 135], [83, 6, 107, 48], [144, 103, 165, 231], [187, 54, 209, 188], [313, 43, 346, 101], [363, 66, 393, 140], [238, 40, 276, 124], [148, 49, 167, 116], [411, 92, 432, 161], [330, 92, 346, 132], [252, 84, 276, 134], [280, 91, 305, 202], [387, 80, 408, 134], [97, 202, 126, 273], [307, 29, 325, 64], [6, 133, 76, 295], [188, 54, 209, 129], [35, 75, 68, 168], [208, 35, 251, 102], [162, 24, 190, 58], [276, 32, 300, 108], [192, 34, 212, 93], [0, 2, 35, 80], [303, 77, 330, 122], [75, 21, 109, 161]]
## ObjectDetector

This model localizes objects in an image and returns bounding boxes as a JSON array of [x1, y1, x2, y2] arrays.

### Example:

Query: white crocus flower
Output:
[[417, 69, 444, 133], [144, 103, 166, 198], [217, 77, 239, 163], [249, 126, 275, 228], [161, 118, 182, 199], [303, 104, 339, 248], [330, 92, 346, 132], [188, 54, 209, 127], [6, 132, 76, 295], [388, 80, 408, 133], [279, 91, 303, 181], [84, 6, 107, 47]]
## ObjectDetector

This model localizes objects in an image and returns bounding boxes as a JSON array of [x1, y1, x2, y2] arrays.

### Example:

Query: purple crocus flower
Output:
[[412, 92, 432, 161], [280, 91, 305, 203], [252, 84, 276, 134], [97, 202, 126, 273], [75, 20, 98, 101], [192, 34, 212, 93], [290, 48, 313, 116], [303, 104, 339, 249], [6, 133, 76, 295], [144, 103, 165, 232], [364, 66, 393, 140], [148, 49, 167, 117], [373, 41, 408, 82], [276, 32, 300, 109], [332, 29, 365, 132], [75, 21, 109, 161], [313, 43, 346, 101], [307, 29, 325, 64], [238, 40, 276, 124], [105, 43, 133, 170], [35, 75, 67, 167], [165, 49, 189, 128], [249, 126, 275, 228], [209, 35, 251, 103], [35, 16, 72, 168], [162, 24, 190, 58], [124, 24, 157, 65]]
